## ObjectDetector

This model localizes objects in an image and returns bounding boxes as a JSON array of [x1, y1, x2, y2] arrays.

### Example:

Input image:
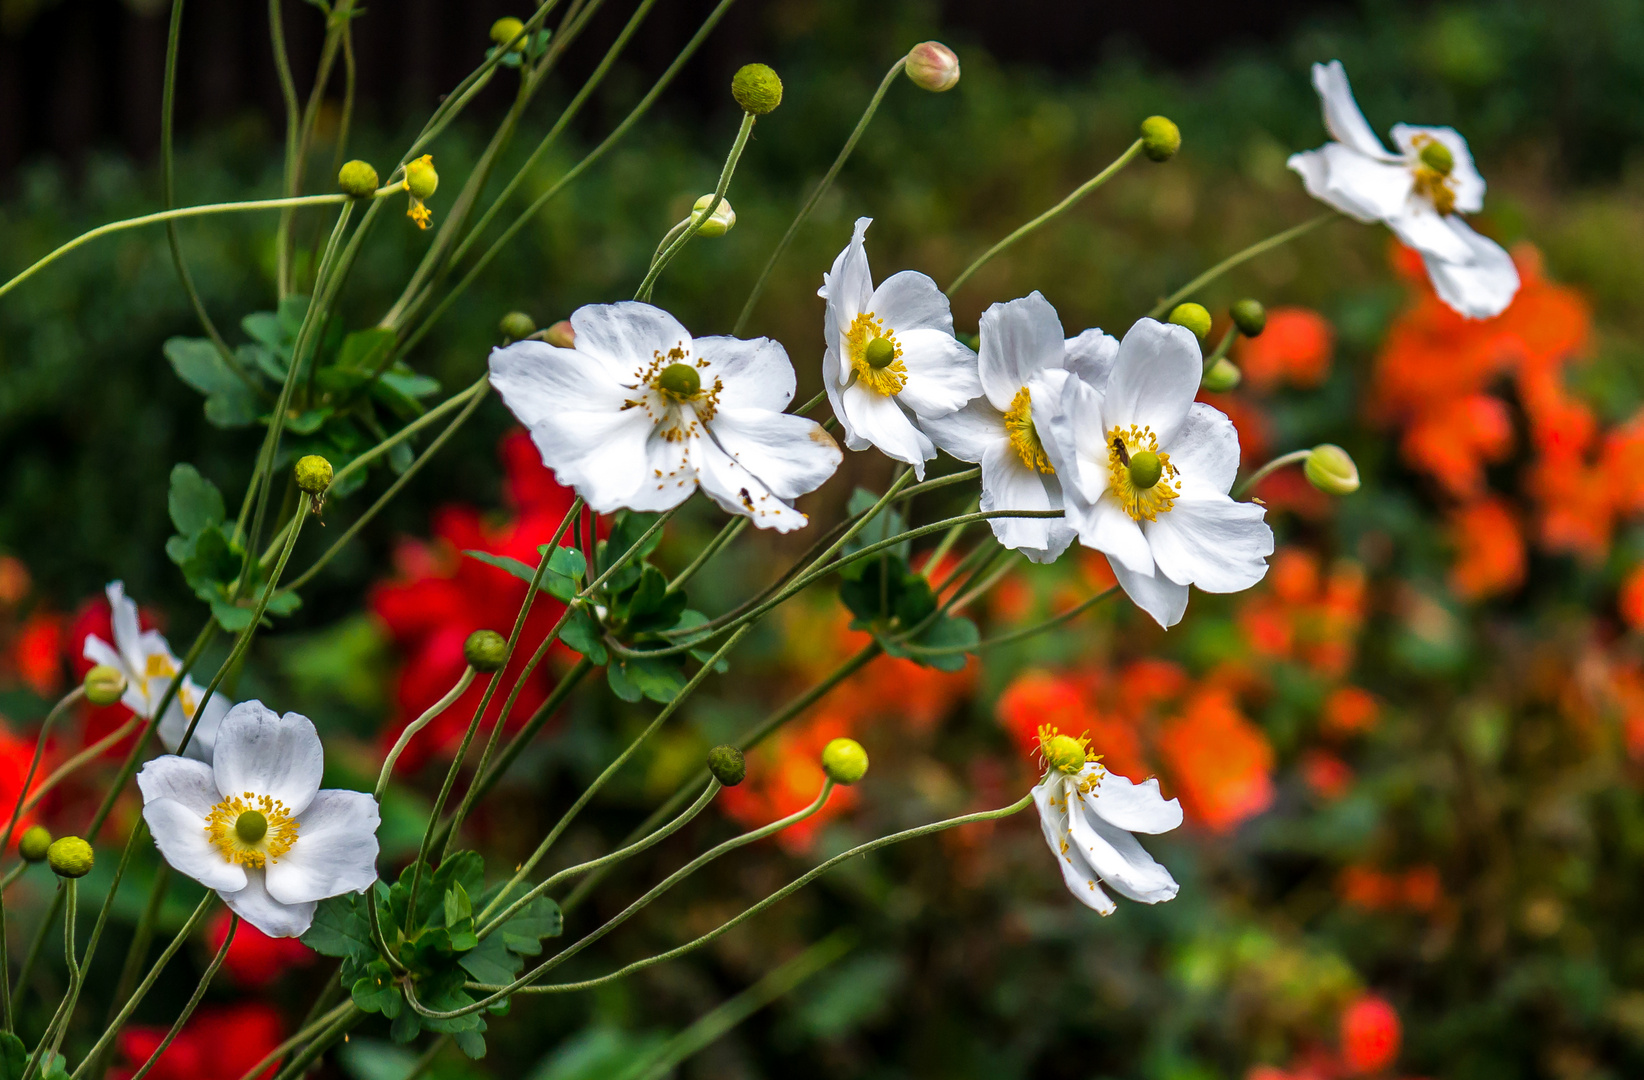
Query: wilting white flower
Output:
[[1042, 318, 1273, 628], [138, 702, 380, 938], [819, 217, 980, 479], [1031, 725, 1182, 915], [921, 292, 1083, 563], [1288, 59, 1518, 318], [82, 581, 231, 762], [490, 302, 840, 532]]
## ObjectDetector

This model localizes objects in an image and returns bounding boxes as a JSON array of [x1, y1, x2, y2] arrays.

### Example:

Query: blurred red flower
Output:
[[1321, 686, 1380, 739], [1340, 994, 1402, 1075], [111, 1002, 283, 1080], [209, 909, 313, 988]]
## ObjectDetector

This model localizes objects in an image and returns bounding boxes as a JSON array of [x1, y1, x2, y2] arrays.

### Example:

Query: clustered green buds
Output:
[[821, 737, 868, 785], [295, 454, 333, 496], [500, 311, 537, 341], [1305, 444, 1361, 495], [47, 836, 94, 879], [337, 159, 380, 198], [543, 320, 576, 349], [464, 629, 509, 672], [905, 41, 960, 92], [690, 194, 736, 238], [18, 825, 52, 863], [83, 663, 126, 706], [1201, 357, 1243, 392], [1168, 302, 1212, 343], [1418, 139, 1454, 176], [490, 16, 526, 49], [1140, 115, 1181, 162], [731, 63, 783, 115], [707, 745, 746, 787], [1230, 298, 1267, 338]]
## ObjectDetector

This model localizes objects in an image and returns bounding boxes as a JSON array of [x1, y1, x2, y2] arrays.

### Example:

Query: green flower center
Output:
[[864, 337, 897, 369], [234, 810, 268, 844], [1418, 140, 1454, 176], [1128, 450, 1163, 490], [657, 362, 702, 400]]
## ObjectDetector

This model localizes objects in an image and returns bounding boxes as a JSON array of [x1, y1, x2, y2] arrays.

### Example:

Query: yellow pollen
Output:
[[844, 312, 906, 396], [1410, 135, 1457, 216], [1106, 424, 1179, 522], [1005, 387, 1054, 474], [206, 792, 298, 868], [144, 654, 177, 680], [407, 199, 432, 229]]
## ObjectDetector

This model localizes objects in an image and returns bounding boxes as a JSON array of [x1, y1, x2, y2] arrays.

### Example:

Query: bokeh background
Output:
[[5, 0, 1644, 1077]]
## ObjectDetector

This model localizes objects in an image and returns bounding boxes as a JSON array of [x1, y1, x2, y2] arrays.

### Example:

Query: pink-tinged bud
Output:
[[543, 320, 575, 349], [905, 42, 960, 92]]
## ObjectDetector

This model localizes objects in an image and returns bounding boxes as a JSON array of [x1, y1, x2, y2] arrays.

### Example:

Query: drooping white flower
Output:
[[819, 217, 981, 479], [82, 581, 231, 762], [1030, 725, 1182, 915], [1041, 318, 1273, 628], [490, 302, 840, 533], [920, 292, 1085, 563], [1288, 59, 1519, 319], [138, 701, 380, 938]]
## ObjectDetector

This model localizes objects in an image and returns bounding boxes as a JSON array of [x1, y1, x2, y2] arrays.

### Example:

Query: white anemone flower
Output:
[[82, 581, 231, 762], [819, 217, 981, 479], [1288, 59, 1519, 318], [1031, 725, 1182, 915], [920, 292, 1083, 563], [137, 701, 380, 938], [1041, 318, 1273, 628], [489, 302, 840, 533]]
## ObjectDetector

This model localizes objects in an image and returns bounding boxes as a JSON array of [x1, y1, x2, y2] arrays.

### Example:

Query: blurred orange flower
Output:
[[1156, 688, 1274, 832], [719, 710, 859, 854], [1447, 497, 1525, 600], [1237, 307, 1335, 391]]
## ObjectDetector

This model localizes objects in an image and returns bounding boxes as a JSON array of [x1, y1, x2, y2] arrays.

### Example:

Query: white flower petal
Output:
[[212, 702, 325, 816], [619, 433, 697, 513], [693, 335, 796, 412], [868, 269, 955, 335], [1311, 60, 1392, 158], [569, 301, 692, 380], [1080, 495, 1154, 576], [708, 408, 840, 500], [136, 756, 219, 816], [1066, 795, 1180, 904], [920, 399, 1003, 465], [106, 581, 142, 664], [82, 633, 122, 672], [157, 687, 232, 763], [221, 869, 316, 939], [1421, 220, 1520, 319], [1109, 557, 1189, 629], [1389, 204, 1477, 264], [1103, 319, 1201, 445], [893, 329, 981, 418], [1083, 769, 1184, 835], [1063, 328, 1119, 388], [1316, 144, 1417, 223], [143, 797, 247, 893], [1391, 123, 1485, 213], [837, 386, 934, 477], [694, 436, 812, 533], [1040, 372, 1106, 506], [1146, 494, 1273, 592], [1164, 402, 1241, 497], [978, 292, 1065, 411], [264, 790, 381, 905], [1032, 780, 1117, 915], [819, 217, 875, 357], [979, 440, 1073, 563]]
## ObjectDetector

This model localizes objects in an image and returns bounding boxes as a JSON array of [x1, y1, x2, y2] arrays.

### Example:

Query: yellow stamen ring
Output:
[[1106, 424, 1178, 522], [1410, 134, 1457, 216], [844, 312, 906, 396], [207, 792, 298, 868], [1005, 387, 1054, 474]]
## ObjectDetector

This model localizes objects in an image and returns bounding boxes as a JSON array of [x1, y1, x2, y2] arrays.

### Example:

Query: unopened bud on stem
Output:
[[84, 664, 126, 706], [464, 630, 509, 672], [905, 42, 960, 92], [1140, 115, 1181, 162], [690, 195, 736, 238], [731, 63, 783, 115], [707, 745, 746, 787], [295, 455, 333, 496], [47, 836, 94, 878], [499, 312, 536, 341], [490, 17, 526, 49], [1305, 444, 1360, 495], [542, 320, 576, 348], [1168, 302, 1212, 343], [18, 826, 52, 863], [821, 737, 868, 784], [1230, 298, 1267, 337], [337, 160, 380, 198], [1202, 358, 1242, 392]]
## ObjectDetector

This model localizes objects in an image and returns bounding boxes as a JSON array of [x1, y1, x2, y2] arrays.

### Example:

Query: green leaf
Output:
[[452, 1028, 488, 1060], [618, 565, 687, 633], [303, 894, 376, 959], [242, 311, 288, 356], [559, 608, 608, 664], [457, 933, 519, 985], [167, 463, 225, 538], [243, 343, 287, 381], [0, 1031, 27, 1080], [463, 550, 536, 582], [336, 327, 396, 372], [840, 487, 909, 578], [464, 546, 584, 601], [350, 960, 403, 1017], [911, 615, 978, 673], [381, 368, 441, 399], [164, 337, 242, 397], [498, 894, 562, 954], [212, 601, 258, 632], [606, 661, 642, 702], [597, 512, 663, 594], [613, 653, 688, 703], [389, 1009, 421, 1044]]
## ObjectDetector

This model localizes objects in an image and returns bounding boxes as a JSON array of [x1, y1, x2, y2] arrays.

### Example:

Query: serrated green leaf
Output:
[[211, 602, 257, 632], [164, 337, 243, 397], [242, 311, 287, 355], [203, 386, 260, 428], [390, 1009, 421, 1044], [498, 894, 562, 954], [351, 960, 402, 1016], [464, 550, 536, 581], [465, 547, 584, 601], [303, 894, 375, 959], [840, 487, 909, 577], [243, 343, 287, 381], [456, 932, 519, 985], [559, 607, 608, 664], [452, 1028, 487, 1060], [615, 654, 688, 703], [381, 368, 441, 399], [167, 463, 225, 537]]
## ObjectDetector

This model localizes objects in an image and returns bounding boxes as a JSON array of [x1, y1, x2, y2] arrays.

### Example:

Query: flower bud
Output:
[[1140, 115, 1181, 162], [543, 320, 575, 348], [1201, 357, 1243, 392], [690, 194, 736, 238], [294, 455, 333, 496], [47, 836, 94, 879], [821, 737, 868, 785], [490, 16, 526, 49], [337, 160, 380, 199], [1168, 302, 1212, 343], [1305, 444, 1361, 495], [83, 664, 127, 706], [499, 311, 537, 341], [18, 826, 52, 863], [464, 629, 509, 672], [706, 745, 746, 787], [405, 155, 439, 201], [1230, 298, 1267, 338], [905, 42, 960, 92], [731, 63, 783, 115]]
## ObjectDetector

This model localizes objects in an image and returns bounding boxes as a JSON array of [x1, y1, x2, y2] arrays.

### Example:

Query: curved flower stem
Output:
[[1, 687, 83, 854], [666, 516, 746, 595], [279, 0, 353, 295], [634, 111, 757, 302], [375, 669, 478, 800], [1234, 448, 1311, 499], [732, 57, 907, 334], [946, 139, 1144, 296], [1203, 325, 1237, 374], [946, 551, 1022, 613], [68, 892, 216, 1080], [89, 863, 172, 1080], [899, 585, 1118, 658], [21, 881, 76, 1080], [227, 1001, 354, 1080], [122, 917, 236, 1080], [1147, 211, 1334, 319], [17, 716, 140, 818], [268, 1004, 363, 1080], [269, 0, 302, 297]]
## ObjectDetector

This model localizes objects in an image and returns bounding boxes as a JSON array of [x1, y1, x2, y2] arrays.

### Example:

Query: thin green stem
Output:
[[666, 516, 745, 595], [1148, 211, 1334, 319], [268, 1005, 363, 1080], [269, 0, 302, 297], [1234, 448, 1311, 498], [900, 585, 1117, 657], [376, 669, 477, 799], [229, 1001, 354, 1080], [123, 917, 236, 1080], [18, 716, 140, 819], [21, 881, 76, 1080], [1204, 325, 1236, 373], [87, 864, 173, 1080], [633, 112, 757, 302], [946, 139, 1144, 296]]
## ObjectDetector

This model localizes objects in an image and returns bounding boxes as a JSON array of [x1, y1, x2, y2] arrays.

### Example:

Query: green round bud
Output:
[[1127, 450, 1163, 490], [731, 63, 783, 115], [337, 159, 380, 199], [1304, 444, 1361, 495], [294, 455, 333, 495], [1418, 140, 1454, 176], [863, 337, 897, 369], [706, 745, 746, 787], [500, 311, 537, 341], [464, 629, 509, 672], [821, 737, 868, 785], [234, 810, 268, 844], [690, 194, 736, 238], [18, 826, 53, 863], [657, 362, 701, 399], [47, 836, 94, 879], [490, 16, 526, 49], [1230, 298, 1267, 338], [83, 664, 127, 706], [405, 155, 439, 200], [1042, 734, 1087, 775], [544, 320, 575, 348], [905, 41, 960, 92], [1168, 302, 1212, 343], [1201, 357, 1243, 393], [1140, 115, 1181, 162]]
